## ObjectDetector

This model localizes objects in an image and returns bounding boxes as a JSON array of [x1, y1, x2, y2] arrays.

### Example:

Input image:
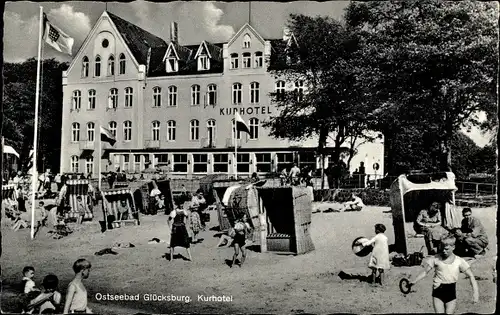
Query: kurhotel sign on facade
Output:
[[60, 11, 384, 177]]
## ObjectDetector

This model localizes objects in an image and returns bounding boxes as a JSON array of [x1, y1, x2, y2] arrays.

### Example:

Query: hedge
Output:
[[314, 188, 391, 206]]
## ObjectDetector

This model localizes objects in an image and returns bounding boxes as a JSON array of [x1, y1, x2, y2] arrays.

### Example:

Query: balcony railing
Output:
[[225, 138, 241, 148], [145, 139, 161, 149], [79, 140, 95, 150], [201, 138, 216, 148]]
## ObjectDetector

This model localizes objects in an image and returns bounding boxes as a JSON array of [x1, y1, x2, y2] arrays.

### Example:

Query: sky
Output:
[[3, 1, 495, 147]]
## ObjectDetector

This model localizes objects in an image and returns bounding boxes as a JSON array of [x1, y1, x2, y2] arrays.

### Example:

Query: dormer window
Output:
[[166, 57, 178, 73], [243, 34, 251, 48], [198, 55, 209, 71], [107, 55, 115, 76], [230, 53, 239, 69], [82, 56, 89, 77], [242, 52, 251, 68], [254, 52, 263, 68]]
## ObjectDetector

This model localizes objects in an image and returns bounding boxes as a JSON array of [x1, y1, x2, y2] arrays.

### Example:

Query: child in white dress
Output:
[[361, 223, 390, 286]]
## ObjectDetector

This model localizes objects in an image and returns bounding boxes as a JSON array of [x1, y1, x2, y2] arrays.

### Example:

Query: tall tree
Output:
[[265, 14, 376, 188], [3, 58, 68, 172], [346, 0, 498, 172]]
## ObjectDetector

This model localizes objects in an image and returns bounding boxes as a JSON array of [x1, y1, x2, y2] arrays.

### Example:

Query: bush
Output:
[[314, 188, 390, 206]]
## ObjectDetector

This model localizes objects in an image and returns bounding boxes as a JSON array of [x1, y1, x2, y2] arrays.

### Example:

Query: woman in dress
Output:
[[414, 201, 449, 255], [168, 204, 193, 261]]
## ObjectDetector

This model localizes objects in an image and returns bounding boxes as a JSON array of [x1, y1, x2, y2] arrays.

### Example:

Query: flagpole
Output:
[[30, 6, 44, 239], [98, 130, 102, 191], [234, 120, 238, 180]]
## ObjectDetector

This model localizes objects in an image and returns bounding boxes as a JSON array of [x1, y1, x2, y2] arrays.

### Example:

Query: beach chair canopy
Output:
[[390, 172, 460, 255]]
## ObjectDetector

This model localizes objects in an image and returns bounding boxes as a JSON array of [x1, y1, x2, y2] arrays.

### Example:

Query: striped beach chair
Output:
[[101, 188, 139, 228], [63, 179, 94, 221]]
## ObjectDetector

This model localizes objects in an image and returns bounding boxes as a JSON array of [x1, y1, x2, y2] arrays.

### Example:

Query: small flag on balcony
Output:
[[43, 13, 74, 56], [234, 112, 250, 135], [100, 126, 116, 146]]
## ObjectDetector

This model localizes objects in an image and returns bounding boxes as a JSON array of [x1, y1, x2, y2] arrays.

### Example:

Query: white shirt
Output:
[[23, 277, 36, 293], [425, 254, 470, 288], [150, 188, 161, 198]]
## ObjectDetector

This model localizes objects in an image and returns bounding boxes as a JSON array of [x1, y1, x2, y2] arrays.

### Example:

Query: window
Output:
[[190, 119, 199, 141], [167, 120, 176, 141], [275, 80, 286, 101], [134, 155, 141, 172], [191, 85, 200, 106], [119, 53, 126, 74], [173, 154, 188, 173], [71, 156, 79, 173], [237, 153, 250, 173], [123, 121, 132, 141], [87, 122, 95, 141], [72, 90, 81, 110], [107, 55, 115, 76], [254, 51, 263, 68], [213, 154, 228, 173], [243, 34, 251, 48], [231, 119, 241, 140], [152, 121, 160, 141], [113, 155, 120, 171], [207, 84, 217, 106], [109, 88, 118, 109], [232, 83, 242, 105], [166, 58, 178, 72], [168, 86, 177, 107], [198, 55, 209, 71], [277, 153, 294, 172], [295, 80, 304, 102], [230, 53, 239, 69], [249, 117, 259, 140], [124, 87, 133, 108], [88, 89, 96, 109], [153, 87, 162, 107], [85, 156, 94, 175], [82, 56, 89, 77], [256, 153, 272, 173], [95, 56, 101, 77], [155, 154, 169, 166], [242, 52, 251, 68], [207, 119, 216, 146], [71, 123, 80, 142], [108, 121, 117, 137], [250, 82, 260, 104], [123, 155, 130, 172], [299, 152, 316, 171], [193, 154, 208, 173]]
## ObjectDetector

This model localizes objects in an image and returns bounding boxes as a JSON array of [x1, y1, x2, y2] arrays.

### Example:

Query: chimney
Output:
[[282, 27, 291, 42], [170, 22, 178, 43]]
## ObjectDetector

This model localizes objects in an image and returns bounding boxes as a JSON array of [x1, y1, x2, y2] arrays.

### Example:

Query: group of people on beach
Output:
[[357, 205, 487, 313], [18, 259, 92, 314], [280, 163, 314, 187]]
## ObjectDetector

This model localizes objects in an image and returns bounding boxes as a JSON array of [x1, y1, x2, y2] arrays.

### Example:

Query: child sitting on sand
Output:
[[359, 223, 390, 286], [21, 266, 39, 294], [410, 235, 479, 314], [25, 274, 61, 314]]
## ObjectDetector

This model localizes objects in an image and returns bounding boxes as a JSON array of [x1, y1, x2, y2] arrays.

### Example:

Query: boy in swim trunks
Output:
[[63, 259, 92, 314], [410, 235, 479, 314]]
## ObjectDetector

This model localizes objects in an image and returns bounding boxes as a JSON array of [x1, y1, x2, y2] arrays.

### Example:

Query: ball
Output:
[[352, 236, 373, 257]]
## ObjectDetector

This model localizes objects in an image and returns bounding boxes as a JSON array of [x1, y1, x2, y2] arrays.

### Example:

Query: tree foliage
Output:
[[345, 0, 498, 172], [3, 58, 68, 172], [264, 14, 377, 168]]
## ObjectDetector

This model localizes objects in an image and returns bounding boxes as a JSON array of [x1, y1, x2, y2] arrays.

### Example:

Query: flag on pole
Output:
[[43, 13, 74, 56], [100, 126, 116, 146], [234, 112, 251, 134]]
